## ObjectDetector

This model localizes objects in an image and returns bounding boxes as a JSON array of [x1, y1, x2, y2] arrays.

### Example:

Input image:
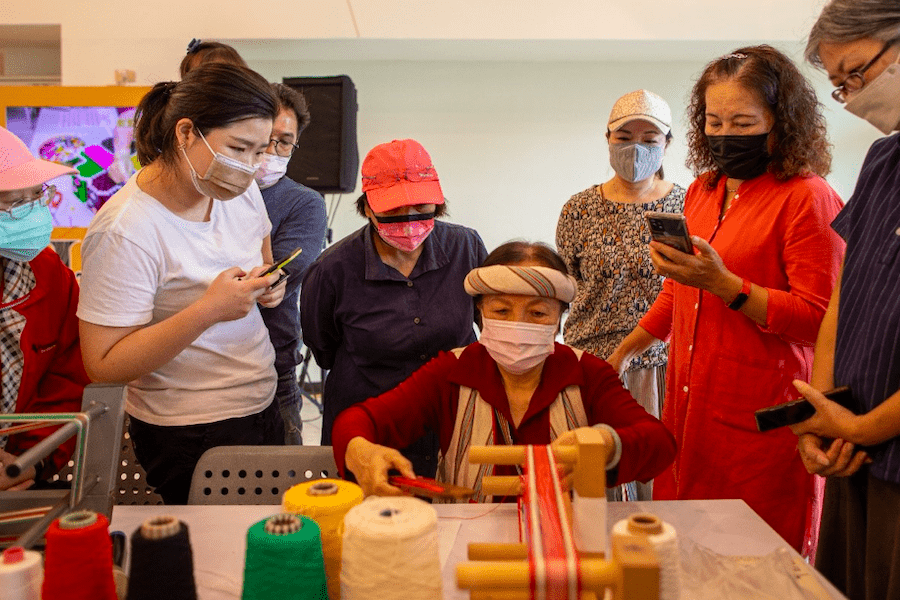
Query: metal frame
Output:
[[0, 384, 125, 548]]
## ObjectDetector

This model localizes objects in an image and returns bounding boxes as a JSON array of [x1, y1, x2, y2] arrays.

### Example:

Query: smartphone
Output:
[[644, 211, 694, 255], [754, 386, 853, 432], [261, 247, 302, 288]]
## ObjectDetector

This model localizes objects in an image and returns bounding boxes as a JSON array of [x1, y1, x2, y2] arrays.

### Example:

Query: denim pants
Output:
[[275, 370, 303, 445]]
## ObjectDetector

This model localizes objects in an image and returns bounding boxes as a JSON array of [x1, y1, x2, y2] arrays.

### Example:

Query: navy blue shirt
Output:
[[300, 219, 488, 467], [259, 176, 327, 375], [833, 133, 900, 484]]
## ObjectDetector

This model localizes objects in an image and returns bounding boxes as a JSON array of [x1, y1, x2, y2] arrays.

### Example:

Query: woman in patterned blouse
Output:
[[556, 89, 685, 501]]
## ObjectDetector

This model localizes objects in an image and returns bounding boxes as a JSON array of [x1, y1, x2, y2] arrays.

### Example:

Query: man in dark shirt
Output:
[[257, 84, 327, 444], [301, 139, 487, 476]]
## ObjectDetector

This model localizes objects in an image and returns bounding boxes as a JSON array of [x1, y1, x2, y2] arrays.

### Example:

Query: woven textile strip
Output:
[[524, 445, 580, 600]]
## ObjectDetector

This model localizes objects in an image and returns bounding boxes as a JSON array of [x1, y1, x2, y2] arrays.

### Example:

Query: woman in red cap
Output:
[[301, 139, 487, 478], [0, 126, 90, 490]]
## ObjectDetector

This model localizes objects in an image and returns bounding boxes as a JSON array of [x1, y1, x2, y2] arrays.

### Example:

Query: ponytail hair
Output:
[[134, 63, 278, 167]]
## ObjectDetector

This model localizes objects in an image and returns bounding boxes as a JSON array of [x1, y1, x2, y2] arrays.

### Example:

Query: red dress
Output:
[[639, 173, 844, 552]]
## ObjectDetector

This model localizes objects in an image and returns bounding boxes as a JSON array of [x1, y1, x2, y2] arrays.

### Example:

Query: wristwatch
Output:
[[727, 278, 752, 310]]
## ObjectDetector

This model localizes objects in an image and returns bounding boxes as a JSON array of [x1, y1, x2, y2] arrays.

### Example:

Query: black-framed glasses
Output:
[[267, 138, 299, 158], [0, 185, 56, 220], [832, 40, 899, 103]]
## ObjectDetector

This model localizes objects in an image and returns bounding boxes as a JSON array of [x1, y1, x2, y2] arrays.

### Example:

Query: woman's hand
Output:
[[345, 437, 416, 497], [246, 266, 286, 309], [198, 267, 277, 323], [0, 450, 36, 491], [790, 380, 871, 477], [551, 427, 615, 491], [790, 380, 862, 442], [795, 433, 869, 477], [649, 237, 741, 299]]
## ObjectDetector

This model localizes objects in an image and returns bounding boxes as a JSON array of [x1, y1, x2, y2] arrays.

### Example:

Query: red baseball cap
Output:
[[0, 126, 76, 190], [361, 139, 445, 213]]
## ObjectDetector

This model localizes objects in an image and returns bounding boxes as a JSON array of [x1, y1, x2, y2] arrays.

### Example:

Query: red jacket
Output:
[[332, 342, 676, 486], [3, 248, 89, 476]]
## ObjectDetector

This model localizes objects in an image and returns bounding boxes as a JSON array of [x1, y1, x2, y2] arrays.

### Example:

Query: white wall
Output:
[[3, 0, 885, 254], [248, 53, 883, 252]]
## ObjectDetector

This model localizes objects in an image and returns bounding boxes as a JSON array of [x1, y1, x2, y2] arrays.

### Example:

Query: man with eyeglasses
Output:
[[256, 83, 327, 445], [0, 126, 90, 490]]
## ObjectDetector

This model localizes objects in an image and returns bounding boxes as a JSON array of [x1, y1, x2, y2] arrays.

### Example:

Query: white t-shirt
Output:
[[77, 174, 277, 426]]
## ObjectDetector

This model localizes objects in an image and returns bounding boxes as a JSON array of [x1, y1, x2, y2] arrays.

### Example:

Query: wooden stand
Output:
[[455, 429, 660, 600]]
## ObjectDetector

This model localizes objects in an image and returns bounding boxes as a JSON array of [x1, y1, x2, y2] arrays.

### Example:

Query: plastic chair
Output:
[[187, 445, 338, 505]]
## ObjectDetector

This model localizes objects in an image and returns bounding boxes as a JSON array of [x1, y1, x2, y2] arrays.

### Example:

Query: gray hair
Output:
[[806, 0, 900, 67]]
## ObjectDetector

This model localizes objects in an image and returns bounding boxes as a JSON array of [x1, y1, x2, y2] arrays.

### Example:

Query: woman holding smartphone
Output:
[[609, 46, 844, 555], [556, 89, 685, 501], [78, 63, 286, 504]]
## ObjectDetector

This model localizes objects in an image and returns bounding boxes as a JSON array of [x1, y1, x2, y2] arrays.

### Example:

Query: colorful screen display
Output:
[[5, 106, 138, 228]]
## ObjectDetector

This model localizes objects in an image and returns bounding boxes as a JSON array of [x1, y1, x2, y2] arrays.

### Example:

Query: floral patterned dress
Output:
[[556, 182, 685, 499]]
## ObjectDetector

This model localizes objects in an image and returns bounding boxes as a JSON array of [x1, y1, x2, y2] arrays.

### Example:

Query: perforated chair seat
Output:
[[187, 445, 338, 505], [51, 414, 163, 506]]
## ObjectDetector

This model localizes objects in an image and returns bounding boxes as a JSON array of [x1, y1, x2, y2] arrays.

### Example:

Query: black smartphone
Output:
[[754, 386, 853, 432], [644, 211, 694, 254], [261, 247, 302, 288]]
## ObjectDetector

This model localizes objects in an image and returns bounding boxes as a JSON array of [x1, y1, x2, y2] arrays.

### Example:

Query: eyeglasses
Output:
[[0, 185, 56, 220], [268, 138, 299, 158], [832, 40, 899, 103]]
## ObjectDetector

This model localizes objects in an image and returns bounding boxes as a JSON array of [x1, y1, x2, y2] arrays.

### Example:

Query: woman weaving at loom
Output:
[[332, 241, 676, 498]]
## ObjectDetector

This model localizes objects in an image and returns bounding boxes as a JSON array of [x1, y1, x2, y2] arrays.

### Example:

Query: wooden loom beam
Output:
[[456, 430, 659, 600]]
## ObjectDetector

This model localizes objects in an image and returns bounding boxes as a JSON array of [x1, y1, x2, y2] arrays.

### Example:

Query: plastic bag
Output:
[[678, 537, 820, 600]]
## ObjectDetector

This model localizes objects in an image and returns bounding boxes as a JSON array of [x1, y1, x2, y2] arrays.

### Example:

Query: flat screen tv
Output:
[[0, 86, 151, 272]]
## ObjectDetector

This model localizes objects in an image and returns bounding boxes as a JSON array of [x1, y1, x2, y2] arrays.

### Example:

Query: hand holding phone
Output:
[[261, 247, 302, 288], [645, 211, 693, 255], [754, 386, 853, 432]]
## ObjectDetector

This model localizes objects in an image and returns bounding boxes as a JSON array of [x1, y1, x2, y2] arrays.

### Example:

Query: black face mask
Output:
[[706, 133, 771, 180]]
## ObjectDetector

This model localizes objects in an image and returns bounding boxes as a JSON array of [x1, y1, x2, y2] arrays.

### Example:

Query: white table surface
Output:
[[110, 499, 847, 600]]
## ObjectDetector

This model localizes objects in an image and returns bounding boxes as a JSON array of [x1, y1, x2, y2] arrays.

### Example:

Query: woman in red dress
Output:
[[609, 45, 845, 555]]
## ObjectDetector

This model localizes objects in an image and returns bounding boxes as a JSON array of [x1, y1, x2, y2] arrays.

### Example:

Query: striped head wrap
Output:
[[464, 265, 577, 303]]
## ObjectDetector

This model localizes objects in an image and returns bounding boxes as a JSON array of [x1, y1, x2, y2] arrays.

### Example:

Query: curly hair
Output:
[[686, 45, 832, 186]]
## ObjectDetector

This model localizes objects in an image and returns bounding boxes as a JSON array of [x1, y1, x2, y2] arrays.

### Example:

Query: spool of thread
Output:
[[611, 513, 681, 600], [0, 546, 42, 600], [341, 496, 443, 600], [125, 515, 197, 600], [42, 510, 118, 600], [241, 513, 329, 600], [282, 478, 363, 600]]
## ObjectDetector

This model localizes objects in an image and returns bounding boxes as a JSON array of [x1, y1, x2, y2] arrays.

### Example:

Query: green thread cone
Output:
[[241, 515, 329, 600]]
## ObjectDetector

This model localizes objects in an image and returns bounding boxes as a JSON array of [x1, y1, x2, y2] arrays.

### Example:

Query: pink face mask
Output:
[[372, 212, 435, 253]]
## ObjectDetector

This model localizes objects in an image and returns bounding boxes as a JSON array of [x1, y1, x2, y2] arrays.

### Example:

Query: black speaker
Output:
[[282, 75, 359, 194]]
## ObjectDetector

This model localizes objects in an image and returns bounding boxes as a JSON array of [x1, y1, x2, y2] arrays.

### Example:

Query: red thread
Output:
[[524, 445, 581, 600], [42, 512, 117, 600]]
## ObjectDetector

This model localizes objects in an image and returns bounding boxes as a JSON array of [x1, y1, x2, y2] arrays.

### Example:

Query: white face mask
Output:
[[845, 56, 900, 135], [479, 317, 557, 375], [255, 153, 290, 190]]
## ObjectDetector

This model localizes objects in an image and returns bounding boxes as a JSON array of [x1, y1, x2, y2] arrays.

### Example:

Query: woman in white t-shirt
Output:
[[78, 63, 287, 504]]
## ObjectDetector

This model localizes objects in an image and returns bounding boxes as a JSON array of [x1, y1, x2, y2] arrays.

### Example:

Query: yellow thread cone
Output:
[[282, 479, 364, 600]]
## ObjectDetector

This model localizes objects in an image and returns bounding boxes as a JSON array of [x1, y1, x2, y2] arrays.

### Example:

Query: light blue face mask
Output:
[[609, 142, 665, 183], [0, 202, 53, 262]]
